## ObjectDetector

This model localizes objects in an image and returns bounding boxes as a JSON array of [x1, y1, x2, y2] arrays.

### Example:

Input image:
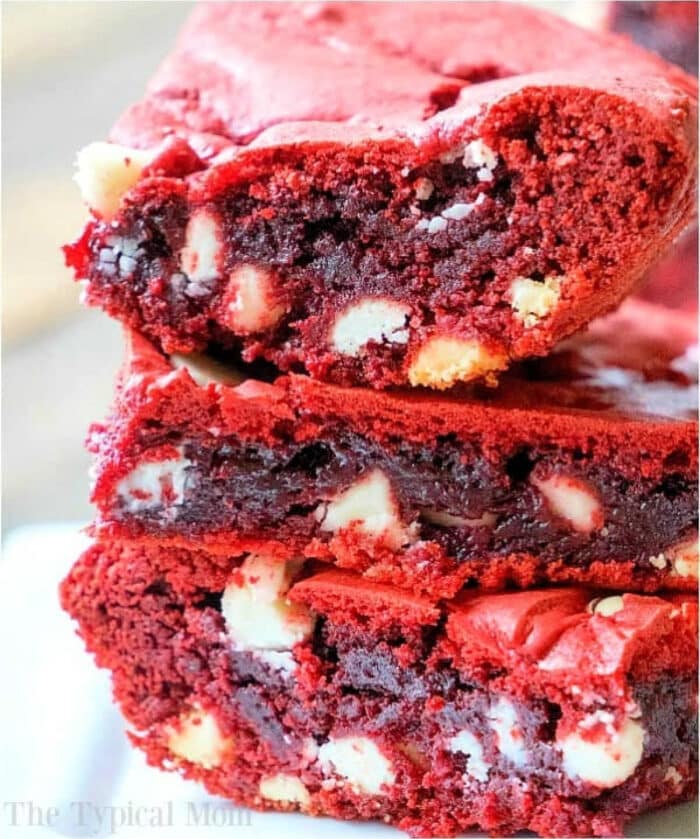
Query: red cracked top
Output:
[[446, 587, 697, 683], [289, 567, 698, 686], [112, 1, 696, 153]]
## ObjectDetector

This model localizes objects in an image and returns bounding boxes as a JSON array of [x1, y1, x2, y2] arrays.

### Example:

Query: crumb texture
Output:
[[64, 2, 698, 388], [88, 302, 698, 597], [60, 543, 699, 838]]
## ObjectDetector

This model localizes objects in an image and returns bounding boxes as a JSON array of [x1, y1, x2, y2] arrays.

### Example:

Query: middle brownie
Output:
[[89, 300, 697, 598]]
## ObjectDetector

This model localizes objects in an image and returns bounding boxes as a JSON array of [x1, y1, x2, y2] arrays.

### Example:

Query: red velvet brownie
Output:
[[64, 2, 698, 389], [88, 300, 698, 598], [60, 541, 698, 838]]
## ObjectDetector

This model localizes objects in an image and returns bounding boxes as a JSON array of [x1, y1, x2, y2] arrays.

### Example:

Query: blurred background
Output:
[[3, 2, 193, 534], [2, 0, 698, 538]]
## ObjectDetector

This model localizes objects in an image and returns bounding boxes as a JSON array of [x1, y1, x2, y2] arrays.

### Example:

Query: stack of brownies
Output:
[[61, 4, 698, 837]]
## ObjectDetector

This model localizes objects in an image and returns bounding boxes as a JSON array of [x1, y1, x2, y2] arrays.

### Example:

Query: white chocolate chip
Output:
[[167, 708, 229, 769], [302, 737, 320, 765], [416, 194, 487, 231], [554, 151, 576, 168], [318, 736, 396, 795], [170, 353, 244, 388], [408, 336, 507, 389], [670, 344, 699, 380], [510, 276, 562, 327], [649, 553, 668, 570], [316, 469, 414, 549], [416, 216, 448, 233], [98, 234, 144, 278], [221, 555, 315, 652], [331, 299, 411, 357], [532, 474, 603, 533], [664, 766, 683, 787], [488, 698, 526, 767], [116, 448, 191, 512], [259, 773, 310, 806], [668, 538, 699, 579], [75, 142, 152, 220], [559, 716, 645, 788], [448, 729, 490, 782], [588, 595, 625, 617], [463, 139, 498, 181], [414, 177, 434, 200], [224, 264, 286, 334], [440, 193, 486, 220], [180, 211, 222, 283]]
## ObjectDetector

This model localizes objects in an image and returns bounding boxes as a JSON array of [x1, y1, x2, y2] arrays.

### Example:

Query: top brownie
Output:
[[65, 2, 697, 389]]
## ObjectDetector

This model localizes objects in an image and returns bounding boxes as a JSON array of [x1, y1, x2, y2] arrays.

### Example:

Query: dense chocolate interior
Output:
[[64, 556, 698, 817], [113, 428, 697, 572], [69, 88, 687, 386]]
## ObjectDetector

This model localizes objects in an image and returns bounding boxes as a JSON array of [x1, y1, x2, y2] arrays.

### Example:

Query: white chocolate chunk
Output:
[[408, 336, 507, 389], [318, 736, 396, 795], [170, 353, 245, 388], [440, 193, 486, 220], [488, 698, 526, 767], [664, 766, 683, 787], [331, 299, 411, 357], [167, 708, 229, 769], [668, 538, 699, 579], [510, 276, 562, 327], [302, 737, 320, 765], [225, 264, 286, 334], [415, 215, 448, 234], [98, 234, 144, 278], [532, 474, 603, 533], [116, 448, 191, 512], [180, 211, 222, 283], [588, 595, 625, 617], [414, 177, 434, 200], [317, 469, 412, 548], [449, 729, 490, 782], [221, 555, 315, 652], [559, 716, 645, 788], [416, 193, 487, 232], [75, 142, 152, 219], [259, 773, 310, 806], [649, 553, 668, 570], [670, 344, 699, 380], [463, 139, 498, 181]]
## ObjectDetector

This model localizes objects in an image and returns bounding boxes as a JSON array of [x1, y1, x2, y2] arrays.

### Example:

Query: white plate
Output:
[[1, 525, 696, 838]]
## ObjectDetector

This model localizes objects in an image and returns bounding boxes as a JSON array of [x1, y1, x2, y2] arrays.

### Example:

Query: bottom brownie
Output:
[[61, 541, 698, 838]]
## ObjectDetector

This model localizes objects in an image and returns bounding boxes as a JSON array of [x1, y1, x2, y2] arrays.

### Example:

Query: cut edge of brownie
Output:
[[65, 69, 697, 389], [60, 541, 699, 838], [86, 305, 698, 597]]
